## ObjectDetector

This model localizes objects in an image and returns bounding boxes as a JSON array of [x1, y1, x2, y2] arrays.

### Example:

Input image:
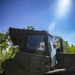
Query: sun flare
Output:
[[58, 0, 70, 16]]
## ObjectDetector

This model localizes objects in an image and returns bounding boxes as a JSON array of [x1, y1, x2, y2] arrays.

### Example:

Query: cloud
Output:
[[48, 21, 56, 33]]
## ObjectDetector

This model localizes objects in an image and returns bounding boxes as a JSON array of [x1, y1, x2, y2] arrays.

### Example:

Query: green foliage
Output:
[[54, 36, 75, 53], [63, 40, 69, 52], [0, 33, 8, 53], [27, 26, 35, 30], [68, 45, 75, 53], [0, 30, 19, 73]]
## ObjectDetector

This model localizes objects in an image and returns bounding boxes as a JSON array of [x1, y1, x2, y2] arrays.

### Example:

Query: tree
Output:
[[0, 32, 9, 73], [27, 26, 35, 30], [68, 45, 75, 53], [63, 40, 70, 53], [0, 33, 8, 53], [0, 29, 19, 73], [53, 36, 70, 52]]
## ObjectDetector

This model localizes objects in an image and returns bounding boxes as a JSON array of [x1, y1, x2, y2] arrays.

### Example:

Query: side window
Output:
[[48, 37, 52, 54], [48, 36, 56, 57]]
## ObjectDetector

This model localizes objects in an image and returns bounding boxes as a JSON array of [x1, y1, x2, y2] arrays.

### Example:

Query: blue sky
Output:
[[0, 0, 75, 45]]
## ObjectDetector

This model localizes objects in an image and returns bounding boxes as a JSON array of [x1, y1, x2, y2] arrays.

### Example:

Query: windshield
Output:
[[27, 35, 45, 53]]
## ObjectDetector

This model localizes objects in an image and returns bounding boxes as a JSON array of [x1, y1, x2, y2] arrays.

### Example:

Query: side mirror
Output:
[[53, 44, 56, 48]]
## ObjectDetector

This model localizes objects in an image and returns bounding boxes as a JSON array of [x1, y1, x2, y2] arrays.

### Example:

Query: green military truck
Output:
[[1, 28, 75, 75]]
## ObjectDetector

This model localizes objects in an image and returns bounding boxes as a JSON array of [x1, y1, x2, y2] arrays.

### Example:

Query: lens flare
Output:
[[57, 0, 71, 17]]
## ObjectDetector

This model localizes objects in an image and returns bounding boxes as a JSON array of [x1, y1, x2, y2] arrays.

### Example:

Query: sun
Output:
[[57, 0, 71, 16], [60, 0, 69, 13]]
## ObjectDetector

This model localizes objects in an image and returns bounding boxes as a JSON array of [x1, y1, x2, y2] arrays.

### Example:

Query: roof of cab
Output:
[[9, 28, 53, 45]]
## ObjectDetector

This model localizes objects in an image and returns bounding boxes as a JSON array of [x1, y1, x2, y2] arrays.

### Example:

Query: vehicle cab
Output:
[[3, 28, 57, 75]]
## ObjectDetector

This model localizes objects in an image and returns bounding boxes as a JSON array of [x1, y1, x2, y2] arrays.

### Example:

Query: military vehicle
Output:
[[1, 28, 75, 75]]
